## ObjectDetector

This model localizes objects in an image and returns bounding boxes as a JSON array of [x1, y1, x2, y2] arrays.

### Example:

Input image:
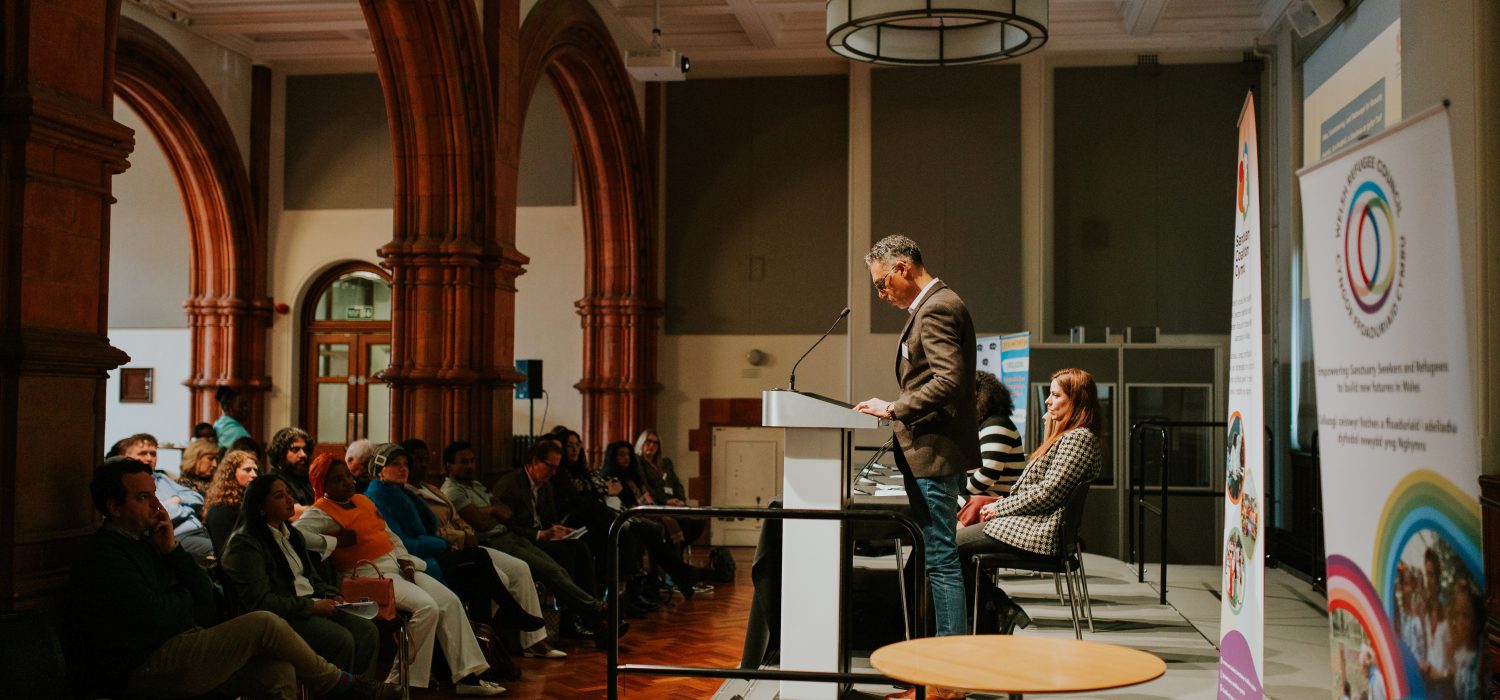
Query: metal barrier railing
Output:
[[1127, 420, 1224, 605], [605, 505, 929, 700]]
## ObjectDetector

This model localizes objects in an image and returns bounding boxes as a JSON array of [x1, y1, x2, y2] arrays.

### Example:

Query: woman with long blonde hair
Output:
[[956, 367, 1104, 634]]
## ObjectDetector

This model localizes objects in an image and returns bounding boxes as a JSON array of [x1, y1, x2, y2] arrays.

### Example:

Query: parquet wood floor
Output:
[[415, 547, 753, 700]]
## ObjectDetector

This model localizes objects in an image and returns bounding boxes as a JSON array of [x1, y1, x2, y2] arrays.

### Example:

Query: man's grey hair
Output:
[[345, 438, 373, 466], [864, 234, 924, 268]]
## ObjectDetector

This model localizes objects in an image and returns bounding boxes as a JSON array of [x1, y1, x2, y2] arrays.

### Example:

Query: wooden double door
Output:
[[306, 332, 391, 456]]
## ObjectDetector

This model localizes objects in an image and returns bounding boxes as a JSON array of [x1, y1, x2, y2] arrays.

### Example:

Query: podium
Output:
[[762, 389, 884, 699]]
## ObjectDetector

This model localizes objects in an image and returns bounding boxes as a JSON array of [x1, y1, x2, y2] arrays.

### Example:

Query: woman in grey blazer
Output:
[[957, 367, 1104, 634]]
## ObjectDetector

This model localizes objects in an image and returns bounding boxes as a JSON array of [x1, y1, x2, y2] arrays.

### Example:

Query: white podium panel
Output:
[[763, 390, 882, 700]]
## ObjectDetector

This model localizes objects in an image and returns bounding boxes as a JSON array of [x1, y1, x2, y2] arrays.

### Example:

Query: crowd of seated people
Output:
[[82, 412, 726, 698]]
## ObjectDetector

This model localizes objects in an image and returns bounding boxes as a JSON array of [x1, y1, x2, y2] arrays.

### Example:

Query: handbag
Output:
[[340, 559, 397, 621], [958, 495, 1000, 527]]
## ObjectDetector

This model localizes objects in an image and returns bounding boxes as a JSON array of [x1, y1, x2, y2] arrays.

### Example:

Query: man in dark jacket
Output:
[[493, 442, 599, 600], [72, 457, 390, 700]]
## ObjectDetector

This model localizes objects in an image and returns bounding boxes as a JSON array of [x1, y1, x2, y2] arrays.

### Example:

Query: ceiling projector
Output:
[[625, 48, 690, 82]]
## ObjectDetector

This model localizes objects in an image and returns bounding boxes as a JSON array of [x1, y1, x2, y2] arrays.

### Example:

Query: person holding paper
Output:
[[220, 473, 381, 681], [854, 235, 979, 700], [493, 443, 601, 596]]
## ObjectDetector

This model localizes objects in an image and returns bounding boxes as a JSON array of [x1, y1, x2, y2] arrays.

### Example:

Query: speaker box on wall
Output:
[[515, 359, 543, 399]]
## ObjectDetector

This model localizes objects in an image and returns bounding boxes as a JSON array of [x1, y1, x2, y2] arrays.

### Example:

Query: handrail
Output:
[[605, 505, 929, 700], [1127, 420, 1225, 604]]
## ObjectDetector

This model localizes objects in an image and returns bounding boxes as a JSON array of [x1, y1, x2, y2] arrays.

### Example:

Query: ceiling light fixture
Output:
[[827, 0, 1049, 66]]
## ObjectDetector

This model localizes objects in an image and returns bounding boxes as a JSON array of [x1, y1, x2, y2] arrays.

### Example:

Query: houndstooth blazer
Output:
[[981, 428, 1101, 555]]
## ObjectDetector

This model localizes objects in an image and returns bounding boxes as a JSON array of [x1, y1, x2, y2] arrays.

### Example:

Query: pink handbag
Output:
[[340, 559, 396, 620]]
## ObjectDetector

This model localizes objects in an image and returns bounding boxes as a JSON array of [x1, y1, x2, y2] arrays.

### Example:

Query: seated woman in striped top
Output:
[[965, 371, 1027, 498]]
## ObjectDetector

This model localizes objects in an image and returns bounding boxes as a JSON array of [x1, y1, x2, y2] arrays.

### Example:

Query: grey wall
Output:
[[1052, 63, 1257, 335], [284, 73, 575, 210], [664, 75, 850, 334], [869, 64, 1024, 335]]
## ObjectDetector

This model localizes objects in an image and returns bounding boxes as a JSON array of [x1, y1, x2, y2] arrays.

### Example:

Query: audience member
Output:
[[72, 457, 390, 699], [214, 386, 252, 450], [176, 438, 220, 495], [493, 443, 600, 597], [442, 442, 621, 643], [346, 438, 374, 494], [634, 430, 707, 551], [192, 421, 218, 442], [365, 442, 541, 678], [268, 427, 315, 509], [204, 449, 260, 555], [296, 460, 503, 695], [221, 474, 381, 680], [965, 371, 1026, 498], [957, 368, 1104, 634], [120, 433, 214, 561], [420, 441, 559, 660]]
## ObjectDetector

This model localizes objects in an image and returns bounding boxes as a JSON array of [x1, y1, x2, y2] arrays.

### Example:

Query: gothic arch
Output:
[[113, 16, 271, 437], [518, 0, 662, 457]]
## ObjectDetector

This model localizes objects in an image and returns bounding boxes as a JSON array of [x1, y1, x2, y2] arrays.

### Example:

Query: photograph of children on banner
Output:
[[1330, 611, 1380, 700], [1238, 476, 1259, 551], [1223, 528, 1246, 614], [1392, 532, 1487, 700], [1226, 412, 1246, 501]]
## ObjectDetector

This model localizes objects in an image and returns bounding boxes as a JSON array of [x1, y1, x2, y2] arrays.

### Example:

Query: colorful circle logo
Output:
[[1335, 158, 1404, 338], [1236, 142, 1250, 216]]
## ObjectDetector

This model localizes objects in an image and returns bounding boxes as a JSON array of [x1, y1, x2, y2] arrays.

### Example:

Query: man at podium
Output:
[[855, 235, 978, 700]]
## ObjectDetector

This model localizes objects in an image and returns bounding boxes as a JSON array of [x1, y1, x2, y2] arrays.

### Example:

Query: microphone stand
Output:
[[789, 306, 850, 392]]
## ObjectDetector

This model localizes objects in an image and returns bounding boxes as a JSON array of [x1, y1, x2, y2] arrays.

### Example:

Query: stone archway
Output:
[[114, 17, 271, 438], [359, 1, 528, 469], [518, 0, 662, 460]]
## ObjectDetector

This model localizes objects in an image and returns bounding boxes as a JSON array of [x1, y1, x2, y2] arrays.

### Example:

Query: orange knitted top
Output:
[[313, 494, 394, 574]]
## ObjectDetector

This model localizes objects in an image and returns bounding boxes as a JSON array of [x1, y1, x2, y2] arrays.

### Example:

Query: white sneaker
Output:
[[455, 678, 506, 696], [523, 643, 568, 659]]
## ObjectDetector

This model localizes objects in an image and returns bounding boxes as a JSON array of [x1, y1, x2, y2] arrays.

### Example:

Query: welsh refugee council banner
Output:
[[1299, 105, 1488, 700], [1218, 91, 1266, 700]]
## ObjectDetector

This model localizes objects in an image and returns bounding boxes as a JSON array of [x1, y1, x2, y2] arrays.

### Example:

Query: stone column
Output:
[[0, 0, 132, 608]]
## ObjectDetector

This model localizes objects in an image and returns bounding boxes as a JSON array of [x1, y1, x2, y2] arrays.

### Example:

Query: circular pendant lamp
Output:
[[827, 0, 1049, 66]]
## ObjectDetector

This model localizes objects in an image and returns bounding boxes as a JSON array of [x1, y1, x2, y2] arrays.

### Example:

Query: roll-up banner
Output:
[[976, 332, 1030, 449], [1299, 105, 1487, 700], [1218, 91, 1266, 700]]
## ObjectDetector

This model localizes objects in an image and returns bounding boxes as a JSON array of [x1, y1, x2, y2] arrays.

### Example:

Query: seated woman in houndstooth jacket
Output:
[[956, 367, 1104, 634]]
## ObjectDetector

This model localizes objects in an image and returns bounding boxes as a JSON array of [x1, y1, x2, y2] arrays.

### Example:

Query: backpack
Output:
[[708, 547, 737, 583]]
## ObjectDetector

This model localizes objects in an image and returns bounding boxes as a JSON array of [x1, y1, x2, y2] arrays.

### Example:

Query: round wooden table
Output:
[[870, 635, 1167, 699]]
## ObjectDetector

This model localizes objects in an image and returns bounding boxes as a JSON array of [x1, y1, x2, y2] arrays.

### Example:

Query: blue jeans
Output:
[[916, 472, 967, 637]]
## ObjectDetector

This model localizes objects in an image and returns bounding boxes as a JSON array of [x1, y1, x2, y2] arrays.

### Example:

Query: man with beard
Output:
[[268, 427, 314, 513]]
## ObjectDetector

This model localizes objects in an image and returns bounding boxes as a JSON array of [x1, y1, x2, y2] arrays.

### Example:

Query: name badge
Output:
[[664, 486, 674, 495]]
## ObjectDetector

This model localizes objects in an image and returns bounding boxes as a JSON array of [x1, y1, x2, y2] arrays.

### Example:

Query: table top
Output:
[[870, 635, 1167, 695]]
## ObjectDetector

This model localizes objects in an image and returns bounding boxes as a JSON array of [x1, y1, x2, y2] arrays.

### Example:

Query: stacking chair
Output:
[[970, 478, 1095, 639]]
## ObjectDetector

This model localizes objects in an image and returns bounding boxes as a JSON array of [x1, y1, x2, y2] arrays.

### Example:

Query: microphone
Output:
[[789, 306, 850, 392]]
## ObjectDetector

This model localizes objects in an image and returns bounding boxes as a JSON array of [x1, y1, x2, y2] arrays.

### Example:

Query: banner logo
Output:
[[1236, 142, 1250, 216], [1336, 156, 1404, 337]]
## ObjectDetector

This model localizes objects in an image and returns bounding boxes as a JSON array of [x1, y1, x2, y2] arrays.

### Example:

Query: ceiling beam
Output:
[[724, 0, 782, 48], [1117, 0, 1170, 36]]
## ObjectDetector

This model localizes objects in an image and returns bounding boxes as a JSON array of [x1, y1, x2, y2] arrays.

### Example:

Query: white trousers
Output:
[[481, 546, 549, 648], [389, 571, 488, 688]]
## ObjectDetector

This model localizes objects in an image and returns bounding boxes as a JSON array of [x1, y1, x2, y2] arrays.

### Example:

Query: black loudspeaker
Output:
[[515, 359, 543, 399]]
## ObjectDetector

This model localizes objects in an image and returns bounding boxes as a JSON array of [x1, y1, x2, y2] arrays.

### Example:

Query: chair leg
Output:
[[398, 620, 411, 700], [971, 558, 983, 635], [1076, 551, 1095, 633], [894, 538, 910, 640], [1054, 573, 1064, 604], [1063, 562, 1083, 639]]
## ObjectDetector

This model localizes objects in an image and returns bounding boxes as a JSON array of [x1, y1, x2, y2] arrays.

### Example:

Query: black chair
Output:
[[970, 478, 1095, 639]]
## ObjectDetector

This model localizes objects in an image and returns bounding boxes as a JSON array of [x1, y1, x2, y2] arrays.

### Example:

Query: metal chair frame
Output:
[[970, 478, 1095, 639]]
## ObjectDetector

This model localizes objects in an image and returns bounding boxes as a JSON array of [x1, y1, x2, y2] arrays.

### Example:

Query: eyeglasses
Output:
[[873, 263, 903, 295]]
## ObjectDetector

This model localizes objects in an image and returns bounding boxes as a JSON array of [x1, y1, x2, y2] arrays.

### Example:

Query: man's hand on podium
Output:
[[853, 398, 895, 420]]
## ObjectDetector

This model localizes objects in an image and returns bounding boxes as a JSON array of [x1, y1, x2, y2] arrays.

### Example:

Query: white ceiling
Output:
[[128, 0, 1295, 71]]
